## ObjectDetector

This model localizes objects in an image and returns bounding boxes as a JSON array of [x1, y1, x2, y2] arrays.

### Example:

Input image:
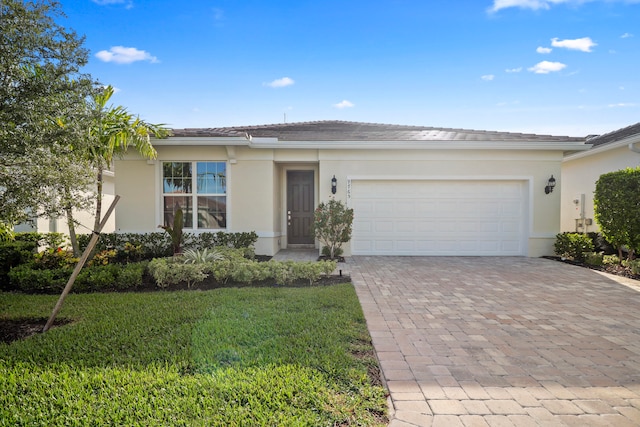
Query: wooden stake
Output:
[[43, 195, 120, 332]]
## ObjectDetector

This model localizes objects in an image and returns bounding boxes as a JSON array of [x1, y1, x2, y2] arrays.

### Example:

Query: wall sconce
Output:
[[331, 175, 337, 194], [545, 175, 556, 194]]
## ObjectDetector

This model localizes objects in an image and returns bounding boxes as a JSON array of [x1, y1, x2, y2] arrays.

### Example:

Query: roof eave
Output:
[[563, 133, 640, 162], [152, 137, 589, 151]]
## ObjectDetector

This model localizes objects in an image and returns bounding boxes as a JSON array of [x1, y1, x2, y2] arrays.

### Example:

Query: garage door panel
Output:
[[351, 180, 527, 256]]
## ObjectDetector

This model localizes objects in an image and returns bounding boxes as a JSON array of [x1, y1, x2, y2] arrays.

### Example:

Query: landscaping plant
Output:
[[594, 167, 640, 261], [159, 208, 184, 255], [313, 198, 354, 260]]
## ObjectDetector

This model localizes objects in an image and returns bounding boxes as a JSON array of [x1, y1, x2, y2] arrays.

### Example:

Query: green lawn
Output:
[[0, 284, 387, 426]]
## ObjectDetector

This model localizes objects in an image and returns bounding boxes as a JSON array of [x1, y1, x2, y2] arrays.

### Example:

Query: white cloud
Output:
[[96, 46, 158, 64], [481, 74, 495, 81], [333, 100, 354, 109], [608, 103, 636, 108], [490, 0, 640, 13], [551, 37, 596, 52], [537, 46, 552, 54], [489, 0, 554, 12], [528, 60, 567, 74], [264, 77, 295, 88], [505, 67, 523, 73], [92, 0, 133, 8], [621, 32, 634, 38]]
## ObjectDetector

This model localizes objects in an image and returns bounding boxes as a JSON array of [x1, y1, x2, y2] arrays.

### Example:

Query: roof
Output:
[[169, 120, 585, 143], [584, 122, 640, 148]]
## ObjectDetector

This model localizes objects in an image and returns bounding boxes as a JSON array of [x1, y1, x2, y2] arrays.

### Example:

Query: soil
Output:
[[0, 317, 74, 344]]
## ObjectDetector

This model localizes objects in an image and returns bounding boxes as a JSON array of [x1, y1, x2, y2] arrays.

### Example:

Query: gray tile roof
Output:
[[169, 120, 585, 142], [584, 122, 640, 147]]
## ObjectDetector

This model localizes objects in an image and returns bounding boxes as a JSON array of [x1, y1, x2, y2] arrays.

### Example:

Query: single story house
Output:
[[561, 122, 640, 233], [114, 121, 589, 257]]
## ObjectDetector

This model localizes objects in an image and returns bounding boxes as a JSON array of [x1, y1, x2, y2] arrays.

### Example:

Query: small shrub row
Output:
[[77, 231, 259, 262], [148, 250, 336, 288], [8, 261, 148, 294]]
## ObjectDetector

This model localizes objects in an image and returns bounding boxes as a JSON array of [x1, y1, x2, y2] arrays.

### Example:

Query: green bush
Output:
[[148, 258, 208, 288], [594, 167, 640, 259], [77, 231, 260, 263], [0, 240, 37, 290], [603, 254, 621, 265], [554, 232, 594, 262], [8, 262, 147, 293], [147, 249, 337, 288], [583, 252, 604, 266], [33, 248, 78, 269], [621, 259, 640, 275], [8, 264, 68, 293], [14, 232, 66, 249], [313, 199, 354, 260]]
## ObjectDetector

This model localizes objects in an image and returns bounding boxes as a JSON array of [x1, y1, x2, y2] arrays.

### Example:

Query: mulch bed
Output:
[[543, 255, 640, 281]]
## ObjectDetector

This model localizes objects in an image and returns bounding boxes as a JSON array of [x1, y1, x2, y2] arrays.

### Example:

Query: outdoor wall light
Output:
[[545, 175, 556, 194], [331, 175, 337, 194]]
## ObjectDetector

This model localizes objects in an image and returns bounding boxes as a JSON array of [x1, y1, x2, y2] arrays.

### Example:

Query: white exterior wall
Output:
[[561, 145, 640, 233], [115, 144, 566, 257], [318, 149, 563, 257]]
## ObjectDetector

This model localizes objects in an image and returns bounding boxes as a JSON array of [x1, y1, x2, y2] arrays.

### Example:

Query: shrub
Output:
[[583, 252, 604, 266], [33, 248, 78, 269], [622, 258, 640, 275], [0, 240, 37, 290], [77, 231, 260, 262], [554, 232, 594, 262], [87, 249, 117, 266], [313, 199, 354, 260], [183, 248, 224, 264], [116, 261, 148, 290], [148, 258, 208, 288], [8, 261, 148, 293], [8, 264, 68, 293], [603, 254, 621, 265], [159, 208, 184, 255], [594, 167, 640, 259], [15, 232, 66, 249]]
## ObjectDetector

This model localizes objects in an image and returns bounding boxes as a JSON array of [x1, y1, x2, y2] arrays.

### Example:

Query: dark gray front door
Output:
[[287, 170, 314, 244]]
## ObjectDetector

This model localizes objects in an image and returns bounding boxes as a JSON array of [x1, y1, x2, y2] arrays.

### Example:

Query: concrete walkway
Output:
[[348, 256, 640, 427]]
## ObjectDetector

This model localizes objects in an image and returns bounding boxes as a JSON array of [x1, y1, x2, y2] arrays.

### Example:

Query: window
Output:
[[162, 161, 227, 229]]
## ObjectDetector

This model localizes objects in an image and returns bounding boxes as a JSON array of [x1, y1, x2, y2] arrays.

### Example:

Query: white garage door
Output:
[[350, 180, 527, 256]]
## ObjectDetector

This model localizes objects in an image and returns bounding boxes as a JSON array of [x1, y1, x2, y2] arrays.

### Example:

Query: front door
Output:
[[287, 170, 314, 244]]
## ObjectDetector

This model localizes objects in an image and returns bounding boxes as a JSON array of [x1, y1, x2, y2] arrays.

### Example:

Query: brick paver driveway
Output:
[[348, 256, 640, 427]]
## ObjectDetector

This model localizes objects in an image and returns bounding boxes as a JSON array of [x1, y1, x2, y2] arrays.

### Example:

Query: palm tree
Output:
[[88, 86, 170, 230]]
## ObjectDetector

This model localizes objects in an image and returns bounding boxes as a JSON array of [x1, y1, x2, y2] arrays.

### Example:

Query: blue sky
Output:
[[63, 0, 639, 136]]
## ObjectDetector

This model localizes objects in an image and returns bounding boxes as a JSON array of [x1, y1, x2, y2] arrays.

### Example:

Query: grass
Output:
[[0, 284, 387, 426]]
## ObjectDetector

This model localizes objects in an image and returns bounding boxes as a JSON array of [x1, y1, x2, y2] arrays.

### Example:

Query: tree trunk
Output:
[[94, 167, 103, 232], [65, 205, 80, 257], [63, 186, 80, 256]]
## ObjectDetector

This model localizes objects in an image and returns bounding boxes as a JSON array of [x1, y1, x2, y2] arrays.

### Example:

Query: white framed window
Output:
[[162, 161, 227, 229]]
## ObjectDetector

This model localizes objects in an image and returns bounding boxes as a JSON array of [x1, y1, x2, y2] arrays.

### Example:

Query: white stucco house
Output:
[[561, 122, 640, 233], [113, 121, 589, 257]]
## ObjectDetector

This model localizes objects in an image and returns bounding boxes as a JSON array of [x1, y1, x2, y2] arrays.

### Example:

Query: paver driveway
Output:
[[347, 256, 640, 427]]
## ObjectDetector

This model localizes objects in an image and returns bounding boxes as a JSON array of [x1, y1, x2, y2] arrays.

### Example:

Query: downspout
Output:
[[629, 141, 640, 153]]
